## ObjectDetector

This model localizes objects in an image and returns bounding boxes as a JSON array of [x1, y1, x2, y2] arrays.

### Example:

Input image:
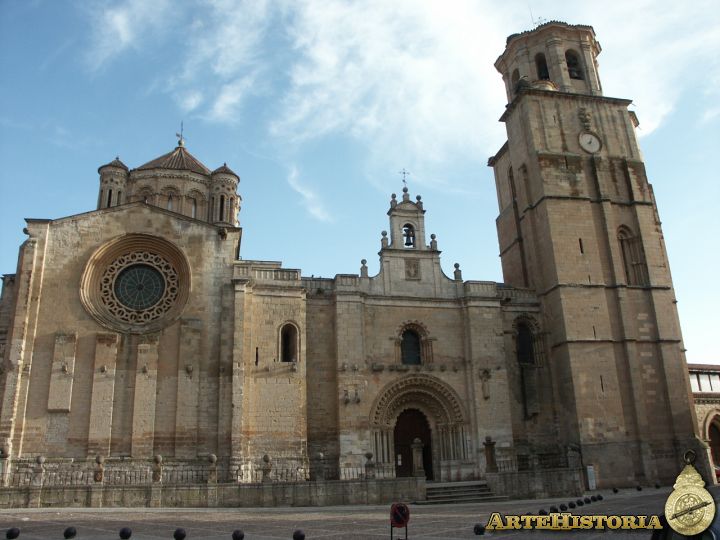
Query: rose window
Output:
[[114, 264, 165, 310], [100, 252, 178, 323], [81, 235, 190, 334]]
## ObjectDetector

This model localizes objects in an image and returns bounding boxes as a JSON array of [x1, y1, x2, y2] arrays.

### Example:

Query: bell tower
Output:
[[489, 22, 706, 486]]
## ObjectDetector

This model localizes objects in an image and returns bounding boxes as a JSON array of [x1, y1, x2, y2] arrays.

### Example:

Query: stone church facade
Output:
[[0, 22, 704, 492]]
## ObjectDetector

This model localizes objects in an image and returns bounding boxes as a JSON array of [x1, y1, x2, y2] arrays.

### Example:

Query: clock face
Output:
[[579, 132, 602, 153]]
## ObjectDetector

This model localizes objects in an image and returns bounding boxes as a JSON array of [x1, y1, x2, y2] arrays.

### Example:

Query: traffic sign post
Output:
[[390, 502, 410, 540]]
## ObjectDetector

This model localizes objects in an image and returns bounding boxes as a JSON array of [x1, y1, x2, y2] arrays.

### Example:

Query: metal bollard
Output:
[[119, 527, 132, 539]]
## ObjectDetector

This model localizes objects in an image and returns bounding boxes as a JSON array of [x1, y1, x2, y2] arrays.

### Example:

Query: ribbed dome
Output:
[[136, 146, 211, 175], [98, 157, 129, 172], [212, 163, 238, 178]]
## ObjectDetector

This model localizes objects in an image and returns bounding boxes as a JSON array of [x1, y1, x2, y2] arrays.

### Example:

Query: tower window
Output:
[[106, 189, 113, 208], [565, 50, 584, 80], [618, 226, 649, 286], [117, 191, 122, 205], [167, 195, 174, 211], [401, 330, 421, 365], [190, 198, 197, 219], [280, 323, 298, 363], [535, 53, 550, 81], [403, 224, 416, 248], [219, 195, 225, 222]]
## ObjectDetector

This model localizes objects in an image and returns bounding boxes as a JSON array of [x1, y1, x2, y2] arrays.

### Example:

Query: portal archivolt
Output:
[[369, 374, 469, 471]]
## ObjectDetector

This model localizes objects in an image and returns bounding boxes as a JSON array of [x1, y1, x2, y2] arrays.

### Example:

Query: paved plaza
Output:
[[0, 486, 707, 540]]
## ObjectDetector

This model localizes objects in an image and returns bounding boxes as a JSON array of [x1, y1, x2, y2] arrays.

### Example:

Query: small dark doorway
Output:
[[710, 420, 720, 465], [393, 408, 433, 480]]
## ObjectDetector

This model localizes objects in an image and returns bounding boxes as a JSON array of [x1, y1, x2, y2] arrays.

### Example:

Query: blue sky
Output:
[[0, 0, 718, 363]]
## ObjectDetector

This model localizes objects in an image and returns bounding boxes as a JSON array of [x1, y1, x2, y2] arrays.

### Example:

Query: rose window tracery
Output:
[[99, 252, 179, 323], [81, 235, 190, 334]]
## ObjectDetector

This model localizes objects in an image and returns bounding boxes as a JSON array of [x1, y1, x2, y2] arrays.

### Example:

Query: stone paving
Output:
[[0, 487, 712, 540]]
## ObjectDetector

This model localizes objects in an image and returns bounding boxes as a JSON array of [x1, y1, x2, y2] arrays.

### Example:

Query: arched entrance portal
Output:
[[393, 409, 433, 480], [370, 374, 470, 482]]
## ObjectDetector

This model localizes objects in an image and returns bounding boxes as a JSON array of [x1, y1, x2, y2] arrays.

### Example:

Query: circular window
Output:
[[81, 235, 190, 334], [114, 264, 165, 310]]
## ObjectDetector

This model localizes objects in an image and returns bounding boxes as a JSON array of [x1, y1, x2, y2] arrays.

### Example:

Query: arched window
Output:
[[401, 330, 421, 365], [117, 191, 122, 205], [565, 50, 584, 80], [618, 226, 649, 286], [515, 320, 539, 419], [219, 195, 225, 222], [167, 194, 174, 211], [106, 189, 113, 208], [535, 53, 550, 81], [516, 323, 535, 365], [280, 323, 298, 363], [403, 224, 416, 248], [190, 198, 197, 219], [511, 69, 520, 93]]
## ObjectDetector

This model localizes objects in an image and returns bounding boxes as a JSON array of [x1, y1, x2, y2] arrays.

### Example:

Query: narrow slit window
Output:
[[191, 198, 197, 218], [106, 189, 113, 208], [219, 195, 225, 222]]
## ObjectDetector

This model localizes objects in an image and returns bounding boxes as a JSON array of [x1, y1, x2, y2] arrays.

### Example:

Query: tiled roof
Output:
[[136, 146, 211, 175], [98, 157, 129, 172], [212, 163, 238, 177]]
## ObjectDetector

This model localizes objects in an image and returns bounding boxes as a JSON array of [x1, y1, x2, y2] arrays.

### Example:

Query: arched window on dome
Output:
[[535, 53, 550, 81], [401, 329, 421, 365], [106, 189, 113, 208], [219, 195, 226, 222], [280, 323, 298, 363], [565, 50, 584, 80]]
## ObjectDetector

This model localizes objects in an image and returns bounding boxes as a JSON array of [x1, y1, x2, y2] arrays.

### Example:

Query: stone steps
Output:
[[416, 480, 508, 505]]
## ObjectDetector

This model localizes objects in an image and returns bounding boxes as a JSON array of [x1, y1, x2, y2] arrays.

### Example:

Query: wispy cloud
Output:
[[85, 0, 173, 70], [84, 0, 720, 178], [287, 166, 333, 222]]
